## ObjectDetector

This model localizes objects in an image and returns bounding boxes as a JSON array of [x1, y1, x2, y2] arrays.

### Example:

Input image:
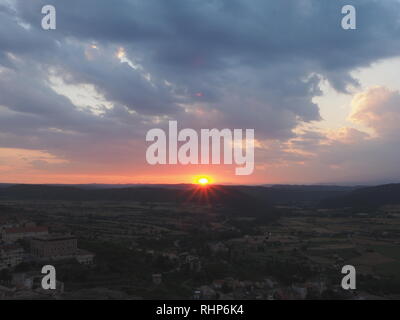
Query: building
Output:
[[209, 242, 229, 255], [291, 285, 308, 299], [12, 273, 34, 290], [0, 285, 15, 299], [0, 244, 24, 270], [2, 226, 48, 242], [75, 249, 95, 265], [152, 274, 162, 285], [31, 234, 77, 259], [30, 234, 95, 264], [198, 285, 217, 299], [0, 218, 18, 232], [184, 255, 202, 272]]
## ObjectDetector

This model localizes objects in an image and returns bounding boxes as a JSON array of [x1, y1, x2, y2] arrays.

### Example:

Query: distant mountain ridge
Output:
[[0, 184, 273, 217], [238, 185, 358, 205], [0, 183, 398, 209], [0, 183, 357, 206], [320, 183, 400, 209]]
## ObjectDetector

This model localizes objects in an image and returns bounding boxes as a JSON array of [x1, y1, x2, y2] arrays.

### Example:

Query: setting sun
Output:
[[194, 175, 212, 186], [198, 177, 209, 185]]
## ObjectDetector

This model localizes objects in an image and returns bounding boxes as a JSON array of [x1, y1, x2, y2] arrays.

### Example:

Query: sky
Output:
[[0, 0, 400, 185]]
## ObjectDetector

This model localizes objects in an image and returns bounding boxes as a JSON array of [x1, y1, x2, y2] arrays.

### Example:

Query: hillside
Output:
[[0, 184, 275, 219], [239, 185, 357, 206], [319, 183, 400, 209]]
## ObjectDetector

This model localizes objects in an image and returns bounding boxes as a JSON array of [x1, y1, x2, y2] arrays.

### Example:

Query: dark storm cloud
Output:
[[50, 44, 182, 115], [14, 1, 400, 78], [7, 0, 400, 125]]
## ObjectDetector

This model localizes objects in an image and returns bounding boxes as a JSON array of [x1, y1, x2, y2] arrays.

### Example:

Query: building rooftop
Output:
[[31, 234, 76, 241], [4, 226, 48, 234], [0, 244, 23, 252], [76, 249, 94, 256]]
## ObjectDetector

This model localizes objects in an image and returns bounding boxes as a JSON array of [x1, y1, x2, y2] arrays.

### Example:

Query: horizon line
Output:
[[0, 181, 397, 187]]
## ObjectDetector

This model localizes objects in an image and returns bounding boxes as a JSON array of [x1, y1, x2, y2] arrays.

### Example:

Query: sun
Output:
[[198, 177, 209, 185], [194, 175, 212, 186]]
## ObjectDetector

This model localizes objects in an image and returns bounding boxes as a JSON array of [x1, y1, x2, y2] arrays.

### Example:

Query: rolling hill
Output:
[[319, 183, 400, 209]]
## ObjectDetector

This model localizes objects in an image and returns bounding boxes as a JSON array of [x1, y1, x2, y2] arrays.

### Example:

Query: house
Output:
[[185, 255, 202, 272], [198, 285, 217, 299], [0, 285, 15, 299], [209, 242, 228, 255], [291, 285, 308, 299], [152, 273, 162, 285], [75, 249, 95, 265], [11, 273, 36, 290], [0, 244, 24, 270], [193, 290, 201, 300]]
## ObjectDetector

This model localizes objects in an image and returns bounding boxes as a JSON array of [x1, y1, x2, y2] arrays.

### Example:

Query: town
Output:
[[1, 184, 399, 300], [0, 216, 95, 299]]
